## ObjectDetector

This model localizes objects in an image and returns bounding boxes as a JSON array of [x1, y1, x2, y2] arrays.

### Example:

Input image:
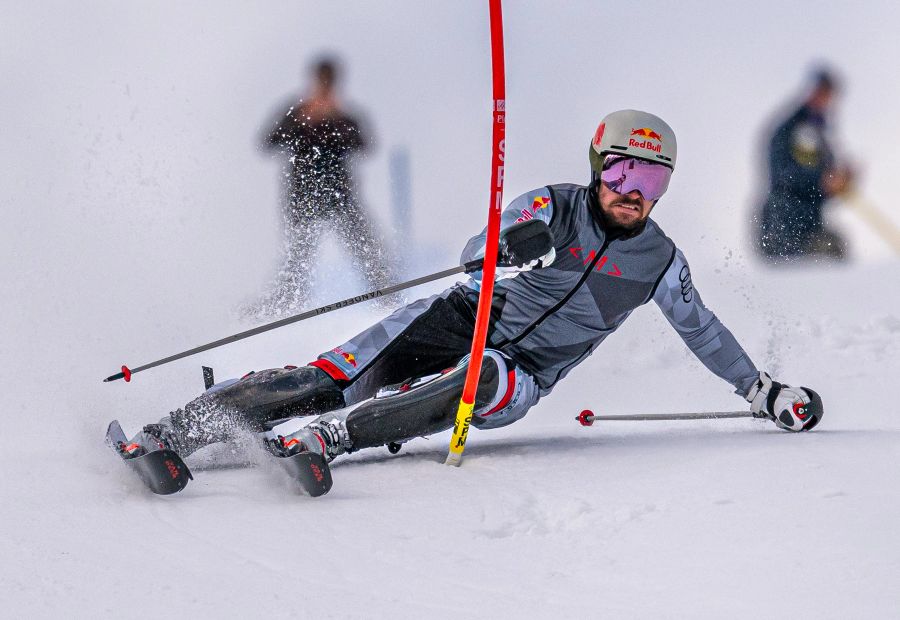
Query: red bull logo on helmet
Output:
[[630, 127, 663, 141], [592, 123, 606, 146], [629, 127, 663, 153]]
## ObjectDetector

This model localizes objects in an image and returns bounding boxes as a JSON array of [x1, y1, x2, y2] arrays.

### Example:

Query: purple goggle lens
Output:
[[600, 155, 672, 202]]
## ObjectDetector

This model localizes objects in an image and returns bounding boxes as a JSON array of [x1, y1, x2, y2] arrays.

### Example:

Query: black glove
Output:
[[498, 219, 554, 268]]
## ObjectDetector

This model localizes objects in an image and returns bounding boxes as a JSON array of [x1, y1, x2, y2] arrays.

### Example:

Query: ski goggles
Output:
[[600, 155, 672, 202]]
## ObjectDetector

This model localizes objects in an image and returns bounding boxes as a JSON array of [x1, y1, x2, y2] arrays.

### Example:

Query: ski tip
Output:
[[105, 419, 127, 447]]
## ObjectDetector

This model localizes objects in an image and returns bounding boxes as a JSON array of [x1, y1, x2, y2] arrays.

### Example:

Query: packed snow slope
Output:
[[3, 262, 899, 619], [2, 2, 900, 618]]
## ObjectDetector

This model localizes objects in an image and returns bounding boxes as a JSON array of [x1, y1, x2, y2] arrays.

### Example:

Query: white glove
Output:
[[745, 371, 823, 431], [496, 247, 556, 281]]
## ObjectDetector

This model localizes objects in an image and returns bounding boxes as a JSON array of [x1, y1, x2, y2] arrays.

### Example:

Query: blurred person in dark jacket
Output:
[[755, 67, 853, 261], [259, 57, 395, 315]]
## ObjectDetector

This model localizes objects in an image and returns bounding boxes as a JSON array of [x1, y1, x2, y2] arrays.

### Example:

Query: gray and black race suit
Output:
[[313, 182, 759, 429]]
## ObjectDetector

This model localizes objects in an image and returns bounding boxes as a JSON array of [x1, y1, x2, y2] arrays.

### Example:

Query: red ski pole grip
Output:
[[103, 365, 133, 383]]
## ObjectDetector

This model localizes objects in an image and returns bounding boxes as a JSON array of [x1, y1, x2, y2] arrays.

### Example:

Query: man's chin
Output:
[[606, 212, 646, 231]]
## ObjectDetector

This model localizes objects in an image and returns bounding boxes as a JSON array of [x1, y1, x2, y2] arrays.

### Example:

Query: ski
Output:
[[272, 451, 333, 497], [105, 420, 193, 495], [106, 419, 330, 497]]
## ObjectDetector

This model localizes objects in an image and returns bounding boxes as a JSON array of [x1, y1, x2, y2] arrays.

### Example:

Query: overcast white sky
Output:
[[1, 1, 898, 402]]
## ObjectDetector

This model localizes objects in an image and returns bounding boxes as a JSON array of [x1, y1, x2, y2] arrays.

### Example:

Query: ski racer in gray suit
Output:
[[122, 110, 823, 464]]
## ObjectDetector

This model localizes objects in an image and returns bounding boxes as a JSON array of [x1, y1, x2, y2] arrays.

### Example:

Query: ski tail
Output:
[[106, 420, 193, 495], [274, 451, 333, 497]]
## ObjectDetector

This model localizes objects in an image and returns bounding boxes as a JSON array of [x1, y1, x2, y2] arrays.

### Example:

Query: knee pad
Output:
[[470, 351, 539, 430], [346, 352, 502, 450], [345, 349, 538, 449]]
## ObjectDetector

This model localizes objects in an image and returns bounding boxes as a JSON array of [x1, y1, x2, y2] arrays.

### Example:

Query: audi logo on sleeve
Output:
[[679, 265, 693, 302]]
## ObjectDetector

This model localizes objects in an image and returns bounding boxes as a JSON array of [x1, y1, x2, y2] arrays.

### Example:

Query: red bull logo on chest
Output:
[[531, 196, 550, 212], [516, 195, 551, 222]]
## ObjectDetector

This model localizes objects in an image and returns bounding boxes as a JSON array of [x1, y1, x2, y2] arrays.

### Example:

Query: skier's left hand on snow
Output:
[[745, 371, 823, 431]]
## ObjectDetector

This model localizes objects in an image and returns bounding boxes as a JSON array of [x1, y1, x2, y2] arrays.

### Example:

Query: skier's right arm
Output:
[[460, 187, 556, 280]]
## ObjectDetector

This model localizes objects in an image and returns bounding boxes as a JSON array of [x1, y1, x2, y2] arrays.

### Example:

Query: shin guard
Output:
[[168, 366, 346, 455]]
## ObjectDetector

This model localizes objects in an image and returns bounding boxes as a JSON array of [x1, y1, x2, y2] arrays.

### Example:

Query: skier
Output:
[[257, 56, 396, 315], [755, 67, 853, 260], [120, 110, 823, 469]]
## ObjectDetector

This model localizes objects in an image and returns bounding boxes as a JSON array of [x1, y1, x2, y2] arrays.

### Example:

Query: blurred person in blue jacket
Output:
[[755, 67, 853, 261]]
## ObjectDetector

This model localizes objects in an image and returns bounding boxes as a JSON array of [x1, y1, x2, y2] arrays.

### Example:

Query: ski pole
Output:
[[576, 409, 753, 426], [844, 192, 900, 255], [103, 260, 484, 383]]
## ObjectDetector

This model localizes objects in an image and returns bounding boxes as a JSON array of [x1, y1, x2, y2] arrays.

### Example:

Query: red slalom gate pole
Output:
[[446, 0, 505, 466]]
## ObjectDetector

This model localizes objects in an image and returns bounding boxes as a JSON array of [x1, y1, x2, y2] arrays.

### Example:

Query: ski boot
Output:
[[264, 415, 351, 497], [266, 414, 352, 462], [115, 418, 185, 460]]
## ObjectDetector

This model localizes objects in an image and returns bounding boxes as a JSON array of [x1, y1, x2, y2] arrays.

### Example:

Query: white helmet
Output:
[[589, 109, 677, 178]]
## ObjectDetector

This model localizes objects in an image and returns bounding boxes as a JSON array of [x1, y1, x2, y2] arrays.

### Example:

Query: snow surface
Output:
[[2, 2, 899, 618]]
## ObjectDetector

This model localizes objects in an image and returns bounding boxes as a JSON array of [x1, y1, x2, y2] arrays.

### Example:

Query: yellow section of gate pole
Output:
[[445, 400, 475, 467]]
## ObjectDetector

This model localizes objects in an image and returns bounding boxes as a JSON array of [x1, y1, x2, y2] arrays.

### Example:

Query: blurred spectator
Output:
[[258, 56, 395, 315], [755, 67, 854, 261]]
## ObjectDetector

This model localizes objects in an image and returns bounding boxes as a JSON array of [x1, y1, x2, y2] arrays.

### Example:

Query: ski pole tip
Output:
[[577, 409, 595, 427], [103, 365, 133, 383]]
